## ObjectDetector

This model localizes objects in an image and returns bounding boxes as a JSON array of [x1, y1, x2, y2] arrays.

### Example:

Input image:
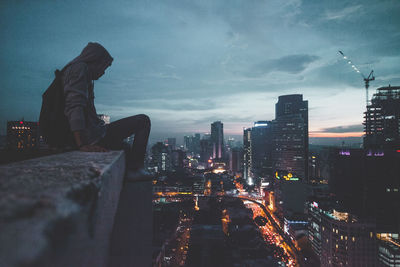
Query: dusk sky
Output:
[[1, 0, 399, 144]]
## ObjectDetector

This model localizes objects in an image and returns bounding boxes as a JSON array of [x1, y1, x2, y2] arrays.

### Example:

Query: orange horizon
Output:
[[309, 132, 364, 138]]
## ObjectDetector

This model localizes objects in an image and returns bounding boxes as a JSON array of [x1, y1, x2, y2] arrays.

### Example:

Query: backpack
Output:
[[39, 70, 74, 148]]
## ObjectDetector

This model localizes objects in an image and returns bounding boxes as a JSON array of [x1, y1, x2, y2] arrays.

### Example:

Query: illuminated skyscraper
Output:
[[211, 121, 224, 160], [243, 128, 252, 182], [251, 121, 273, 178], [151, 142, 171, 172], [364, 85, 400, 151], [272, 94, 308, 180], [7, 120, 39, 151]]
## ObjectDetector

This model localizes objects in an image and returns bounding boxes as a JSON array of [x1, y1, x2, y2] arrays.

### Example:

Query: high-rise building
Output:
[[229, 147, 242, 175], [184, 134, 201, 154], [171, 149, 185, 169], [200, 133, 213, 165], [251, 121, 273, 179], [243, 128, 252, 182], [7, 120, 39, 151], [320, 210, 377, 266], [166, 137, 176, 150], [211, 121, 224, 160], [272, 94, 309, 180], [377, 235, 400, 266], [151, 142, 171, 172], [329, 148, 400, 232], [364, 85, 400, 151]]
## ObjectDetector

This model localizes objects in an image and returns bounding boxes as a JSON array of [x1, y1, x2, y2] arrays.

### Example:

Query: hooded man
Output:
[[63, 42, 151, 180]]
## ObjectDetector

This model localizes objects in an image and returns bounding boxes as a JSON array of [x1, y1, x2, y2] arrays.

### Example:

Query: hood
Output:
[[63, 42, 113, 80]]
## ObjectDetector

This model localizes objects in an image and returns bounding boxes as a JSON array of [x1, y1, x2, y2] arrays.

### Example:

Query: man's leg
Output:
[[99, 114, 151, 170]]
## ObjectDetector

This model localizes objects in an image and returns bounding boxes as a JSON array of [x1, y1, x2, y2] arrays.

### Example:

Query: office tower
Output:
[[229, 147, 242, 175], [329, 148, 400, 232], [272, 94, 309, 180], [151, 142, 171, 172], [97, 114, 110, 124], [211, 121, 224, 160], [320, 210, 377, 266], [184, 135, 191, 151], [243, 128, 252, 182], [7, 121, 39, 151], [171, 149, 185, 169], [376, 235, 400, 266], [167, 138, 176, 150], [184, 134, 201, 154], [193, 133, 201, 154], [200, 133, 213, 164], [364, 85, 400, 151], [251, 121, 273, 178]]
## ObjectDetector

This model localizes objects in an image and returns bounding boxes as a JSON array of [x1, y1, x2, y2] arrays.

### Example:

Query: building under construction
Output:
[[364, 85, 400, 151]]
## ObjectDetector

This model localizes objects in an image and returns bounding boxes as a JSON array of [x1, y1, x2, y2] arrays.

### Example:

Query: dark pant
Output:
[[98, 114, 151, 170]]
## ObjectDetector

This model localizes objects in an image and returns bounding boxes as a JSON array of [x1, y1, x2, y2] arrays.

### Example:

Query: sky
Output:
[[1, 0, 399, 144]]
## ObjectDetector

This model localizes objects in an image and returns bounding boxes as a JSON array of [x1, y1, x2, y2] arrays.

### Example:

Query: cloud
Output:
[[320, 124, 363, 133], [249, 54, 319, 76], [324, 5, 362, 21]]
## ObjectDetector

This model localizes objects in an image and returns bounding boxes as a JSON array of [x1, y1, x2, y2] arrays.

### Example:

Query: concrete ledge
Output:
[[0, 151, 125, 267]]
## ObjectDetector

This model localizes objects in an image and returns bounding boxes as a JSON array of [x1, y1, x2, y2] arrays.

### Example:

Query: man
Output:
[[63, 42, 151, 180]]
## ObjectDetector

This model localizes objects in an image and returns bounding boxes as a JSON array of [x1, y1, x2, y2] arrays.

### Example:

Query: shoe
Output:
[[125, 168, 153, 182]]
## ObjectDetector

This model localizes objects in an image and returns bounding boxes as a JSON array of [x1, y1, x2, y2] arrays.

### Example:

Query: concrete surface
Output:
[[0, 151, 125, 267]]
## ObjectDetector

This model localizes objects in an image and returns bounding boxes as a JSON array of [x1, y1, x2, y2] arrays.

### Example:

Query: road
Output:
[[239, 196, 306, 267]]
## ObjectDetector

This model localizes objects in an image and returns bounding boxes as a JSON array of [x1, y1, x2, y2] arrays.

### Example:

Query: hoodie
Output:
[[63, 42, 113, 145]]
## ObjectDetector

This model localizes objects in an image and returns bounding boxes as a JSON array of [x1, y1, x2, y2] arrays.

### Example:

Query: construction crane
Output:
[[338, 50, 375, 106]]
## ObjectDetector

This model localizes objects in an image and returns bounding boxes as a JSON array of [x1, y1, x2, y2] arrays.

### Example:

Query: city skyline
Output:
[[1, 0, 400, 142]]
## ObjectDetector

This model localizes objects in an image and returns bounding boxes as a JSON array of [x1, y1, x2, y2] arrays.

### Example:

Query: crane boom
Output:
[[338, 50, 375, 106]]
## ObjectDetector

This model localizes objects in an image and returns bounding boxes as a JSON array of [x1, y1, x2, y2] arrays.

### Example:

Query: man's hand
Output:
[[79, 144, 109, 152]]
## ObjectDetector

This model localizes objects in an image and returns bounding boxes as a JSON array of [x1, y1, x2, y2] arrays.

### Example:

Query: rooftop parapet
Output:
[[0, 151, 125, 267]]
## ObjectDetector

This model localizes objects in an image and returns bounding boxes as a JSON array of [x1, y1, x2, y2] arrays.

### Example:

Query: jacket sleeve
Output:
[[63, 63, 89, 132]]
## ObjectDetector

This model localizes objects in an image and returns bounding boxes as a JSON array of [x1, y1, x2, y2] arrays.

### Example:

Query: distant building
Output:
[[306, 195, 338, 258], [7, 120, 39, 151], [377, 235, 400, 266], [226, 137, 235, 149], [151, 142, 171, 172], [97, 114, 110, 124], [229, 147, 242, 175], [364, 85, 400, 151], [166, 137, 176, 150], [211, 121, 224, 160], [274, 178, 308, 220], [243, 128, 252, 183], [251, 121, 273, 179], [320, 210, 377, 266], [272, 94, 308, 181], [184, 134, 201, 154], [170, 149, 185, 169], [200, 133, 213, 165]]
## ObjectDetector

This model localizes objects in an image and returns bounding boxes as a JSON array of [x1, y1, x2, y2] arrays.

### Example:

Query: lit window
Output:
[[352, 237, 355, 242]]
